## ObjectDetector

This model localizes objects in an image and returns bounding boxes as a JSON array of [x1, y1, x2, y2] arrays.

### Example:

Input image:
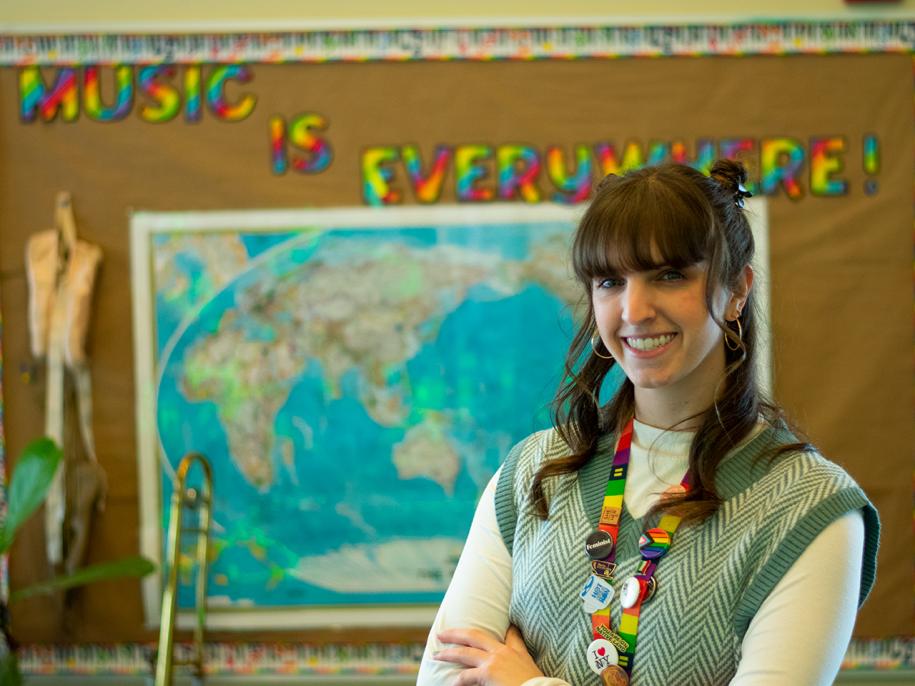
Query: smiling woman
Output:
[[418, 160, 880, 686], [590, 259, 743, 428], [582, 164, 752, 435]]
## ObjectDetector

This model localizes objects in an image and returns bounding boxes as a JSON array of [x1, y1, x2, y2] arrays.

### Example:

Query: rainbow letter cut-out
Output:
[[207, 65, 256, 121], [455, 145, 495, 202], [138, 66, 181, 123], [362, 147, 402, 205], [760, 138, 804, 199], [84, 65, 134, 122], [19, 67, 78, 123], [497, 145, 541, 202], [547, 145, 592, 203], [403, 145, 452, 204], [810, 136, 848, 196]]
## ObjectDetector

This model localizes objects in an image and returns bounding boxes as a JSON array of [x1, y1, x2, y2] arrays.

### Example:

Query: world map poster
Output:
[[130, 205, 588, 629]]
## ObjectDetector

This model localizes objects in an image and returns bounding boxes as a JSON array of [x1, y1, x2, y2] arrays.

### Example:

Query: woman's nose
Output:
[[621, 282, 655, 323]]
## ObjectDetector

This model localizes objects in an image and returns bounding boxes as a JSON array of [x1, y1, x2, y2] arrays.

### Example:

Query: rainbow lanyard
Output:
[[586, 417, 691, 678]]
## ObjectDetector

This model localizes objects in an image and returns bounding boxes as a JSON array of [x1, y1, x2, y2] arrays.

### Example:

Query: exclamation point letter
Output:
[[863, 135, 879, 196]]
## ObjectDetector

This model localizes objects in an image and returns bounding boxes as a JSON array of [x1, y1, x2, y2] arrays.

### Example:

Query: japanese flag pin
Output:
[[620, 575, 657, 608], [620, 576, 643, 609]]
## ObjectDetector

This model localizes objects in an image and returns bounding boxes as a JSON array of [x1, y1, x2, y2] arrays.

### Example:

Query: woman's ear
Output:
[[729, 265, 754, 320]]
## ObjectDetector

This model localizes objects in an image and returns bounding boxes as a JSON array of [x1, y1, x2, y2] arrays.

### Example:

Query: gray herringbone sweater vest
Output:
[[495, 425, 879, 686]]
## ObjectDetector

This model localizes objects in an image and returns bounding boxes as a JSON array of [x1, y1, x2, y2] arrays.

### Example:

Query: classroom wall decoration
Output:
[[130, 205, 582, 629], [0, 18, 911, 674]]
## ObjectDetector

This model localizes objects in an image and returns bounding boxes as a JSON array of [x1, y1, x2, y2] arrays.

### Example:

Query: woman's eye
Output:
[[659, 270, 686, 282], [597, 277, 624, 289]]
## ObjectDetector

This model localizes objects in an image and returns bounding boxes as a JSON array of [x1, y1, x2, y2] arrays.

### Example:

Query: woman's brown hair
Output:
[[530, 159, 811, 522]]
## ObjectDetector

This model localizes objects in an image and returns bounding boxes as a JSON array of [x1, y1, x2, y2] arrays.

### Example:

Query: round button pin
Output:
[[600, 664, 631, 686], [579, 573, 615, 613], [585, 530, 614, 560], [586, 638, 619, 675], [619, 576, 643, 609], [620, 575, 657, 608], [638, 527, 672, 560]]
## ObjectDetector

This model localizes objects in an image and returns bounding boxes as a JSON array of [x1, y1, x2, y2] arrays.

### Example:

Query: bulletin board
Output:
[[0, 19, 912, 674]]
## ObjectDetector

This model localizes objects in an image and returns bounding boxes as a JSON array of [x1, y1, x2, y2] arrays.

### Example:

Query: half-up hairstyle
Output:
[[530, 159, 812, 523]]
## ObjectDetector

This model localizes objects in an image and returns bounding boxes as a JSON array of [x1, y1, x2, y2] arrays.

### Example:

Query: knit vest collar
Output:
[[578, 422, 797, 529]]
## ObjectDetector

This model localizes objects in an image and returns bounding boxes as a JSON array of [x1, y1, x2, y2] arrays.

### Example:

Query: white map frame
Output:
[[130, 199, 769, 630]]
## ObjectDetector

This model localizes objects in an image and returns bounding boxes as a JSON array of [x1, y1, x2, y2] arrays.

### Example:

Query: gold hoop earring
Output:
[[725, 318, 743, 351], [590, 329, 613, 360]]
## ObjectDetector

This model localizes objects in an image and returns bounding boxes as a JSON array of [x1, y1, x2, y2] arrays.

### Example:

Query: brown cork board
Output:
[[0, 53, 911, 642]]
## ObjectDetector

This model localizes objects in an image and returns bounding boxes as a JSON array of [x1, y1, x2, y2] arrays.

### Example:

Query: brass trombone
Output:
[[155, 452, 213, 686]]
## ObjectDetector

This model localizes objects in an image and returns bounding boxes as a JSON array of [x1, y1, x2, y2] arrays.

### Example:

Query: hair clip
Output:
[[735, 183, 753, 209], [594, 173, 620, 194]]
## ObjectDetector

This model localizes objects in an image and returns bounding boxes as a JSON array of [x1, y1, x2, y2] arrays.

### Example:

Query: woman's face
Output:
[[592, 257, 738, 408]]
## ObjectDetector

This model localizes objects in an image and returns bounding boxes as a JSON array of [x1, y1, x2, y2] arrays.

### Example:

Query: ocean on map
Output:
[[151, 219, 617, 609]]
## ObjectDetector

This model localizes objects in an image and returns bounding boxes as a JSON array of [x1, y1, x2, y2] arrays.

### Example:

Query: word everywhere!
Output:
[[361, 136, 879, 205]]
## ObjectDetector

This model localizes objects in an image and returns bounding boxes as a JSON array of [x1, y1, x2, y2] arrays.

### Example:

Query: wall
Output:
[[1, 0, 914, 30]]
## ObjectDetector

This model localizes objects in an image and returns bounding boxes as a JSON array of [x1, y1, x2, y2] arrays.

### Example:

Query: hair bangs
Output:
[[573, 171, 715, 284]]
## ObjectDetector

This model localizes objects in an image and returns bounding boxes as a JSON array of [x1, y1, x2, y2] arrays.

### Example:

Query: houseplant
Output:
[[0, 438, 154, 684]]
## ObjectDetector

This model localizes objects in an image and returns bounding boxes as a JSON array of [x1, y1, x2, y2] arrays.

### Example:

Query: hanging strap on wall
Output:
[[25, 192, 102, 566]]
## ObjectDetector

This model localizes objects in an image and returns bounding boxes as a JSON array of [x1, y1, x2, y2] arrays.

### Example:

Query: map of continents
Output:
[[152, 216, 579, 610]]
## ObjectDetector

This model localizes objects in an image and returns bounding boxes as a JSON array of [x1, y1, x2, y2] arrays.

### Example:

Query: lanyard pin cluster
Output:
[[581, 418, 691, 683]]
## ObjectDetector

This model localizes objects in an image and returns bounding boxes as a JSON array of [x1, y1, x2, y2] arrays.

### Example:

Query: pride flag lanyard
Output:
[[580, 417, 691, 683]]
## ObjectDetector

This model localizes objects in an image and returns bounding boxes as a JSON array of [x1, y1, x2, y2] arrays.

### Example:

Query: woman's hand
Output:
[[433, 625, 544, 686]]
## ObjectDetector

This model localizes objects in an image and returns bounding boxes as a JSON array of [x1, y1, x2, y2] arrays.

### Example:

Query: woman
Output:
[[417, 160, 879, 686]]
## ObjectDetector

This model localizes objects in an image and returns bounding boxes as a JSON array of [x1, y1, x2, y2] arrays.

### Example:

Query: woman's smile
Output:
[[621, 332, 678, 355]]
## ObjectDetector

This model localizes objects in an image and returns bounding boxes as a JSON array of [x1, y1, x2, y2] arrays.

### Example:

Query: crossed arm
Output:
[[418, 470, 864, 686]]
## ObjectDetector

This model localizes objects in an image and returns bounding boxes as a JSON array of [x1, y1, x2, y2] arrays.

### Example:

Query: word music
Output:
[[19, 64, 256, 123]]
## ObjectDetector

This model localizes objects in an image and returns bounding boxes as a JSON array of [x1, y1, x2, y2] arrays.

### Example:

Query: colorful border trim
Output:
[[19, 642, 425, 676], [1, 21, 914, 66], [843, 639, 915, 671], [0, 305, 5, 602], [16, 639, 915, 676]]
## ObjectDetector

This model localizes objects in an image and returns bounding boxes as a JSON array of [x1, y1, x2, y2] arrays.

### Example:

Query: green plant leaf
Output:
[[0, 438, 61, 554], [9, 555, 155, 603], [0, 651, 22, 686]]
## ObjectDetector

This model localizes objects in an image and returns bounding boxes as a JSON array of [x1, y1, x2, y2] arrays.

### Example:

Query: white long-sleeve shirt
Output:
[[418, 420, 865, 686]]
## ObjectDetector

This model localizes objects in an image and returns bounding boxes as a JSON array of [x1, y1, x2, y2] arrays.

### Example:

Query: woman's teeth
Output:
[[625, 334, 675, 351]]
